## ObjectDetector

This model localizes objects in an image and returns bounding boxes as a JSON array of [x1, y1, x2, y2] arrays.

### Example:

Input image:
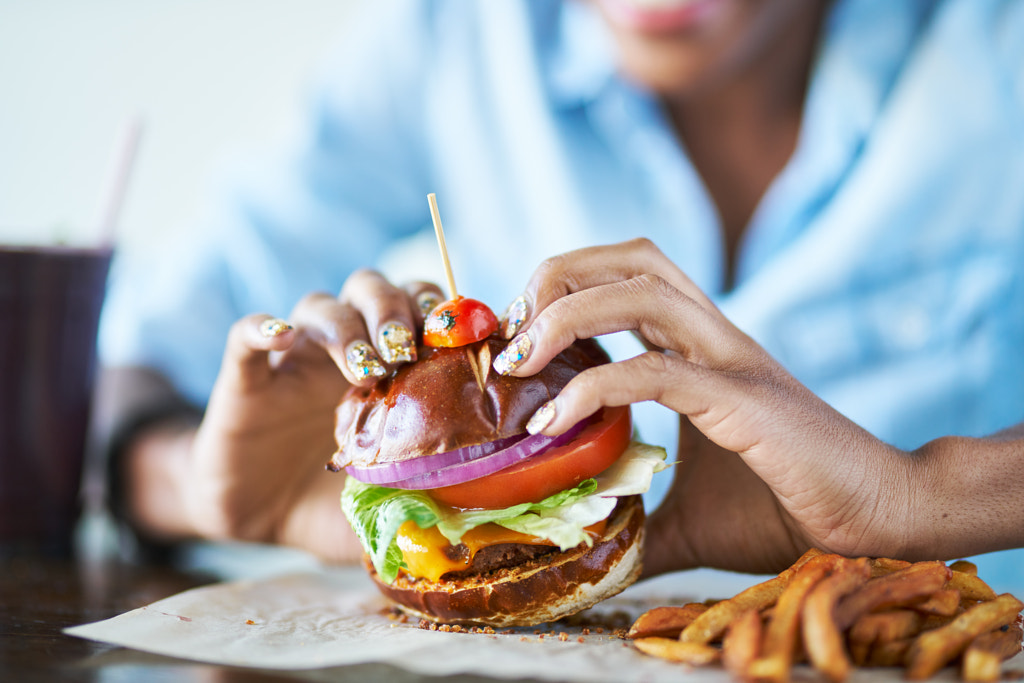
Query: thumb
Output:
[[218, 314, 295, 392]]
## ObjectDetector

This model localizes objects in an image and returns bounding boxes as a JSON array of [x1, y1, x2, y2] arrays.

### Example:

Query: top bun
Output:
[[333, 337, 608, 469]]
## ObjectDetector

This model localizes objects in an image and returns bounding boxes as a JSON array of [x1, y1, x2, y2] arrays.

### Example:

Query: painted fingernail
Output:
[[259, 318, 293, 338], [377, 321, 416, 363], [493, 332, 532, 375], [526, 400, 556, 435], [500, 295, 529, 339], [345, 341, 386, 380], [416, 291, 442, 316]]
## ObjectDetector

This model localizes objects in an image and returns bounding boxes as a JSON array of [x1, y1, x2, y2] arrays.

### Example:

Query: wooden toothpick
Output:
[[427, 193, 459, 300]]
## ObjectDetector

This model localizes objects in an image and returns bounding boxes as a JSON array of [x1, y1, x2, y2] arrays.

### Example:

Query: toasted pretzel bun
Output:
[[331, 337, 609, 470], [366, 495, 645, 627]]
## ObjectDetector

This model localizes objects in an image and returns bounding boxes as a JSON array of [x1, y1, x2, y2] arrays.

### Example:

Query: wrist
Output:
[[854, 440, 919, 559], [777, 415, 917, 563], [274, 470, 362, 564], [903, 434, 1024, 561]]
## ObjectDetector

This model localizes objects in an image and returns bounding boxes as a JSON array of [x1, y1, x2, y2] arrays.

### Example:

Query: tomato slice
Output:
[[423, 297, 498, 347], [428, 405, 632, 509]]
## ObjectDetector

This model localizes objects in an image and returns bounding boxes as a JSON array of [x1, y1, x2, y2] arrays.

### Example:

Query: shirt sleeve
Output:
[[99, 0, 437, 407]]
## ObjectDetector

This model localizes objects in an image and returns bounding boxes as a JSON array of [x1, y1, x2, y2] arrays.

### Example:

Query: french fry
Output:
[[962, 647, 1001, 682], [865, 637, 913, 667], [802, 557, 872, 682], [968, 621, 1023, 659], [627, 604, 709, 639], [920, 612, 960, 632], [630, 551, 1022, 683], [722, 608, 762, 682], [905, 593, 1024, 680], [848, 610, 922, 665], [680, 548, 824, 644], [962, 621, 1024, 682], [950, 560, 978, 576], [632, 637, 721, 665], [835, 561, 951, 629], [854, 609, 922, 642], [914, 589, 963, 616], [948, 570, 998, 603], [748, 553, 840, 683], [871, 557, 912, 577]]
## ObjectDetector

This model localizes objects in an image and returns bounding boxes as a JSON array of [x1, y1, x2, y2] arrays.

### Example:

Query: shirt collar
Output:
[[731, 0, 938, 284], [543, 0, 937, 127], [799, 0, 937, 167]]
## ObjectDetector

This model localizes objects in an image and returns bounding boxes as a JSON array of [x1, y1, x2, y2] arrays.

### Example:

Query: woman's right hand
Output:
[[491, 239, 917, 576]]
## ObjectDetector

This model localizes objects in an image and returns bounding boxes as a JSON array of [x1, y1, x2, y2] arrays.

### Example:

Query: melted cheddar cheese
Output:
[[395, 520, 608, 582]]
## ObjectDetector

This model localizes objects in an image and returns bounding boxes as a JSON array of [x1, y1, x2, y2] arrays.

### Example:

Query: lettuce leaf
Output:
[[341, 441, 667, 584]]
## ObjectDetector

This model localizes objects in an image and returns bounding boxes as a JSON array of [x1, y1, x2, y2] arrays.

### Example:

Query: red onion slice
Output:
[[346, 418, 587, 490], [344, 432, 528, 485]]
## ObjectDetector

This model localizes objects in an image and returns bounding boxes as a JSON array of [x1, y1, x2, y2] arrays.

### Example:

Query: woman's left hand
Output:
[[494, 238, 913, 576]]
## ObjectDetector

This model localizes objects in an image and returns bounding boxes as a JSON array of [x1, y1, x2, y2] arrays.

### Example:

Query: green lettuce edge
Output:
[[340, 440, 667, 584]]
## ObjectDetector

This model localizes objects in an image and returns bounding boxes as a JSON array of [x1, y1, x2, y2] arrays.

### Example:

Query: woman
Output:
[[98, 0, 1024, 577]]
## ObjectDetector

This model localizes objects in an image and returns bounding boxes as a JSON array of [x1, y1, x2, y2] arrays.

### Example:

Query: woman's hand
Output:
[[127, 271, 443, 562], [492, 238, 915, 576]]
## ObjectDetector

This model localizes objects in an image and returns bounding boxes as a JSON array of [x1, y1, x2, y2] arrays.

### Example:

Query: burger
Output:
[[330, 300, 666, 627]]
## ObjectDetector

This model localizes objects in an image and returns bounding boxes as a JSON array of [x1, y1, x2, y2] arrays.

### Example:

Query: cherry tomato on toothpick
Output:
[[423, 297, 498, 347]]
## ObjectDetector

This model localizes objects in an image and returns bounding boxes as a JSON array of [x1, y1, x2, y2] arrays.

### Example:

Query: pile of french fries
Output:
[[629, 549, 1023, 682]]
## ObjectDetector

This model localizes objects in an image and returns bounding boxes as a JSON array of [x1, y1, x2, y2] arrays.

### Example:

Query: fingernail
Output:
[[416, 291, 442, 316], [526, 400, 556, 435], [500, 295, 529, 339], [346, 341, 386, 380], [260, 318, 293, 338], [493, 332, 532, 375], [377, 321, 416, 363]]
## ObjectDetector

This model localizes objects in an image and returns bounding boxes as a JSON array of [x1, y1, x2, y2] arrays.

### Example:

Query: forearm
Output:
[[903, 429, 1024, 561], [124, 424, 200, 541], [125, 427, 361, 562], [93, 366, 203, 542]]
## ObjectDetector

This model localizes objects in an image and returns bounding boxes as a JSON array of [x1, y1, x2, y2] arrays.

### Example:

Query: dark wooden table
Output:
[[0, 548, 535, 683]]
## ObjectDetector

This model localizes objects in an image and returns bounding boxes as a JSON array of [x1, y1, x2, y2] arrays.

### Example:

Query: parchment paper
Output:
[[65, 566, 1023, 682]]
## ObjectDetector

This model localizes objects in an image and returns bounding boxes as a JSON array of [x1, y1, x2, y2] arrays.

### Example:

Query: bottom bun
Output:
[[366, 495, 645, 627]]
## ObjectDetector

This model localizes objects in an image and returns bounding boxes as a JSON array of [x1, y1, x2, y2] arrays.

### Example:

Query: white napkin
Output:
[[66, 566, 1020, 682]]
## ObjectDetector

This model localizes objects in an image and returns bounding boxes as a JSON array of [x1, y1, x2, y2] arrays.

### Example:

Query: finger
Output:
[[219, 314, 296, 390], [403, 281, 446, 325], [500, 238, 722, 341], [525, 352, 711, 435], [527, 351, 763, 455], [340, 269, 418, 365], [286, 291, 385, 386], [493, 274, 751, 379]]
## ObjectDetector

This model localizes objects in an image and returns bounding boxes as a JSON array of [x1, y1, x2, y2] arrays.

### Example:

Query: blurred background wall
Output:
[[0, 0, 359, 250]]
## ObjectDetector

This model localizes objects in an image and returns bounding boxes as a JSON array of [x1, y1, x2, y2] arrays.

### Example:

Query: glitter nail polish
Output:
[[500, 295, 528, 339], [346, 341, 386, 379], [493, 333, 532, 375], [526, 400, 556, 435], [416, 292, 442, 316], [377, 321, 416, 363], [259, 318, 293, 338]]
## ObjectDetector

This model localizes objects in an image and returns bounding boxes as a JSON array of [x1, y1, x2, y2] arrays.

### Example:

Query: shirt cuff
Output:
[[105, 399, 202, 562]]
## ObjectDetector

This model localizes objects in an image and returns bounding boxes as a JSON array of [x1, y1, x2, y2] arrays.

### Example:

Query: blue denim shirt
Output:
[[100, 0, 1024, 585]]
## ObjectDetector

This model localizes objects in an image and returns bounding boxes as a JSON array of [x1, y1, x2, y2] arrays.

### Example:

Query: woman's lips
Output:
[[596, 0, 724, 34]]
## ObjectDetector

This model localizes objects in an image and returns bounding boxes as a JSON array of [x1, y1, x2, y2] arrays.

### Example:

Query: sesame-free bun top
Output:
[[331, 337, 608, 470]]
